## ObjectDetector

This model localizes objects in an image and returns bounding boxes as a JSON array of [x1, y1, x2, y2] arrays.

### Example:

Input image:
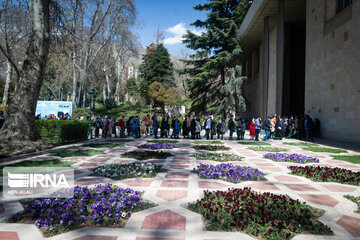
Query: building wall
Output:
[[305, 0, 360, 143], [267, 25, 278, 116]]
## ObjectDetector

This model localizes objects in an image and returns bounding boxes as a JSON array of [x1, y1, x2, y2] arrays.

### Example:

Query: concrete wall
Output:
[[267, 24, 277, 116], [305, 0, 360, 143]]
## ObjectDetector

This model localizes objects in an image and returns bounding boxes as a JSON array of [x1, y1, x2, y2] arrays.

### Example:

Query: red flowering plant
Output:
[[189, 188, 332, 239], [288, 166, 360, 186]]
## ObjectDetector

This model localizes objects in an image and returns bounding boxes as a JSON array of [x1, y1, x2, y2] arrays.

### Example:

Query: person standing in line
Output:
[[107, 117, 114, 138], [119, 116, 125, 138], [249, 118, 255, 140], [95, 117, 101, 138], [102, 116, 109, 138], [195, 117, 201, 139], [263, 116, 271, 141], [218, 118, 227, 140], [211, 117, 217, 140], [228, 115, 236, 140], [145, 115, 151, 135], [254, 117, 261, 141], [191, 117, 196, 139], [205, 116, 212, 140], [152, 115, 159, 139], [270, 116, 276, 139]]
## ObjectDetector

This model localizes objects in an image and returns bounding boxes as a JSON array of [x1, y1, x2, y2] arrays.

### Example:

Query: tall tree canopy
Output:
[[138, 43, 175, 98], [182, 0, 251, 116]]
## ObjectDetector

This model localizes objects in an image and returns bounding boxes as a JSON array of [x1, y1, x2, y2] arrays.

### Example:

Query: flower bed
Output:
[[248, 147, 288, 152], [189, 188, 332, 239], [288, 166, 360, 186], [193, 163, 264, 183], [83, 143, 124, 148], [193, 153, 243, 162], [148, 140, 178, 144], [194, 141, 224, 145], [9, 184, 154, 236], [344, 195, 360, 214], [302, 147, 347, 153], [49, 149, 104, 158], [263, 153, 319, 164], [138, 143, 175, 149], [238, 141, 270, 145], [193, 145, 230, 151], [121, 150, 173, 160], [93, 162, 165, 180]]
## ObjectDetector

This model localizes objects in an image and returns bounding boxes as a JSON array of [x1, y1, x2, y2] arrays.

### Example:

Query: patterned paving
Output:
[[0, 136, 359, 240]]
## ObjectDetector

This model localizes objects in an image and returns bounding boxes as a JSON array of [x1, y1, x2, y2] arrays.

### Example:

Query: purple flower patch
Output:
[[263, 153, 319, 164], [138, 143, 175, 149], [193, 163, 265, 183]]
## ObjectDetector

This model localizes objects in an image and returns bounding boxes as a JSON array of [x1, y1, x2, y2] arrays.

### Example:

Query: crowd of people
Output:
[[91, 114, 319, 142]]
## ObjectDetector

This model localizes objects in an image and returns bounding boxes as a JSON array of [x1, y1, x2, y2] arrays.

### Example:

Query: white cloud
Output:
[[164, 23, 204, 45]]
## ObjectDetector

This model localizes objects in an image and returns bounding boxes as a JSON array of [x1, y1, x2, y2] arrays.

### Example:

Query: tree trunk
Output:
[[72, 48, 77, 106], [1, 60, 12, 106], [0, 0, 50, 152]]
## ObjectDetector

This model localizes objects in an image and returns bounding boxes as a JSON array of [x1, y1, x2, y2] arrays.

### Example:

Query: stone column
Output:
[[262, 17, 270, 118], [276, 0, 285, 115]]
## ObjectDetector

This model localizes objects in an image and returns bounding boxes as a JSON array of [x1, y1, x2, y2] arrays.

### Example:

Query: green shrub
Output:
[[35, 120, 89, 143]]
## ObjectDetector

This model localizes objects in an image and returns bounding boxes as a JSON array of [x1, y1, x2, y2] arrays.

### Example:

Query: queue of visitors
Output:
[[90, 114, 319, 142]]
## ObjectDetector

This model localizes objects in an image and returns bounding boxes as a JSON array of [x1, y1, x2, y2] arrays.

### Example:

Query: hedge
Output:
[[35, 120, 89, 143]]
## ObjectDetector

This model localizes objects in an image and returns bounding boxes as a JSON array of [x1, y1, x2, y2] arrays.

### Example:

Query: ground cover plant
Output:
[[192, 153, 243, 162], [288, 166, 360, 186], [330, 155, 360, 164], [282, 142, 318, 147], [49, 149, 104, 158], [121, 150, 173, 160], [193, 163, 264, 183], [263, 153, 319, 164], [106, 138, 134, 142], [9, 184, 154, 236], [344, 195, 360, 214], [83, 143, 124, 148], [248, 146, 288, 152], [93, 162, 165, 180], [193, 145, 230, 151], [194, 141, 224, 145], [138, 143, 175, 149], [302, 147, 347, 154], [238, 141, 270, 146], [148, 140, 178, 144], [189, 188, 332, 239], [0, 159, 75, 177]]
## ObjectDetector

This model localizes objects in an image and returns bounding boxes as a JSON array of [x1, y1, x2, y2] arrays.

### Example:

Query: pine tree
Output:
[[182, 0, 251, 116], [138, 43, 175, 101]]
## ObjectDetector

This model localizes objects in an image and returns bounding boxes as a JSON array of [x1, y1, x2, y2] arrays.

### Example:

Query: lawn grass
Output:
[[193, 141, 224, 145], [237, 141, 270, 145], [330, 155, 360, 164], [49, 149, 104, 158], [283, 142, 318, 147], [83, 143, 124, 148], [247, 146, 288, 152], [0, 159, 75, 177], [42, 137, 61, 143], [302, 147, 347, 153]]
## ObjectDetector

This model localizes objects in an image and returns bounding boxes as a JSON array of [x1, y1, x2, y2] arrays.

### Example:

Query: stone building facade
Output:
[[239, 0, 359, 143]]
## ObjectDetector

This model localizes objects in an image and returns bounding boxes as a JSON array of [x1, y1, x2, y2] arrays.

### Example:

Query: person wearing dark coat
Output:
[[263, 117, 271, 141], [182, 118, 188, 138], [190, 118, 196, 139], [275, 116, 282, 139]]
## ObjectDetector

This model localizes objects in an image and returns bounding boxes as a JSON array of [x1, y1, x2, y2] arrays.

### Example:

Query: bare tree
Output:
[[0, 0, 50, 152]]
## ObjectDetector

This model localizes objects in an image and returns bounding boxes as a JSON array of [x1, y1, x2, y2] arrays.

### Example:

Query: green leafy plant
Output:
[[49, 149, 104, 158], [121, 150, 173, 160], [283, 142, 318, 147], [302, 147, 347, 153], [192, 153, 243, 162], [83, 143, 123, 149], [330, 155, 360, 164], [189, 188, 332, 239], [344, 195, 360, 214], [248, 147, 288, 152], [148, 140, 178, 144], [193, 145, 230, 151]]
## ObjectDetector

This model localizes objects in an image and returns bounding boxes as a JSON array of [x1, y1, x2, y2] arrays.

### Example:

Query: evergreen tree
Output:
[[138, 43, 175, 101], [182, 0, 251, 116]]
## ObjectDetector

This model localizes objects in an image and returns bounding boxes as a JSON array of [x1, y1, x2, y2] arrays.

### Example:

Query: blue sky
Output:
[[133, 0, 208, 56]]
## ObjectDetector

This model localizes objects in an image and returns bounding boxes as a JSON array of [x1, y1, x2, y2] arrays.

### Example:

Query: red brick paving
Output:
[[147, 159, 166, 164], [75, 178, 102, 186], [274, 175, 303, 182], [247, 182, 280, 191], [0, 231, 20, 240], [284, 184, 320, 192], [124, 179, 153, 187], [254, 162, 275, 167], [169, 164, 190, 169], [136, 238, 184, 240], [259, 167, 283, 172], [165, 172, 189, 179], [320, 184, 357, 192], [198, 181, 228, 189], [73, 235, 117, 240], [336, 215, 360, 237], [156, 190, 188, 201], [79, 162, 100, 168], [160, 180, 188, 188], [171, 160, 190, 164], [299, 194, 339, 207], [141, 209, 186, 230]]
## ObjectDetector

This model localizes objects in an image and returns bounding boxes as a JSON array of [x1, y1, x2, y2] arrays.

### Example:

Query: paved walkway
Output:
[[0, 137, 359, 240]]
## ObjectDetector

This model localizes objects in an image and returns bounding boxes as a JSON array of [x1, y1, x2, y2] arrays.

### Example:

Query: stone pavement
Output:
[[0, 137, 360, 240]]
